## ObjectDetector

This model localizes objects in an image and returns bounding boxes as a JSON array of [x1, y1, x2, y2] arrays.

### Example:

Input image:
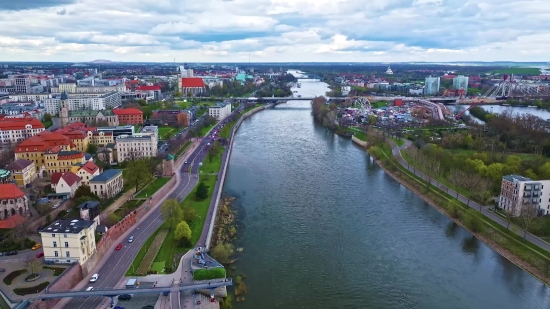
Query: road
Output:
[[63, 107, 244, 309], [49, 118, 60, 131]]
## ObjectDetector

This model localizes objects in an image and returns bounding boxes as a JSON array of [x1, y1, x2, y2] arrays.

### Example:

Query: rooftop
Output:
[[113, 108, 143, 116], [41, 219, 95, 234], [181, 77, 205, 88], [503, 174, 535, 182], [77, 200, 100, 210], [0, 183, 25, 199], [90, 169, 122, 183], [6, 158, 34, 171]]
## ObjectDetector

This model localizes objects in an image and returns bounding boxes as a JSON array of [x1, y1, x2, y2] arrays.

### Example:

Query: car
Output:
[[31, 244, 42, 250], [36, 252, 44, 258], [5, 251, 17, 256], [184, 161, 188, 164], [115, 243, 122, 250], [86, 287, 94, 291], [118, 294, 132, 300], [114, 306, 125, 309], [90, 274, 99, 282], [141, 306, 154, 309], [128, 236, 135, 243], [0, 252, 3, 257]]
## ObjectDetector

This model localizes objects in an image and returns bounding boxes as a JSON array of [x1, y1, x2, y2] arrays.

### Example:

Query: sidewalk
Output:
[[387, 138, 550, 253], [101, 188, 136, 217]]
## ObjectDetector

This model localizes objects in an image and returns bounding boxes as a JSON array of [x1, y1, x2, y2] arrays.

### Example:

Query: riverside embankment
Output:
[[223, 79, 550, 309]]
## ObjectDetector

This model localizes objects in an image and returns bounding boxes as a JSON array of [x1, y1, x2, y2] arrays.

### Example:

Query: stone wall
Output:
[[28, 263, 83, 309], [351, 135, 368, 148], [26, 200, 70, 232]]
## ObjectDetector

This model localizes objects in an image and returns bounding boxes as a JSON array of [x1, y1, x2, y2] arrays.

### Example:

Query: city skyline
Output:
[[0, 0, 548, 62]]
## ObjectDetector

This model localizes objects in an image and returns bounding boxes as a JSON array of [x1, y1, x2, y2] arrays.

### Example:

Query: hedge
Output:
[[193, 267, 226, 281]]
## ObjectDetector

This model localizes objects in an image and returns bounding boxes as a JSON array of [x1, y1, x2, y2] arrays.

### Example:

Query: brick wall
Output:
[[28, 263, 83, 309]]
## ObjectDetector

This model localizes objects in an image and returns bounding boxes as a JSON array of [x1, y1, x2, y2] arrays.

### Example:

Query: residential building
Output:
[[51, 83, 126, 93], [39, 219, 97, 264], [179, 78, 205, 96], [178, 66, 194, 78], [0, 102, 44, 119], [51, 172, 82, 197], [74, 161, 101, 185], [113, 108, 144, 125], [43, 91, 122, 115], [89, 169, 123, 199], [78, 201, 101, 226], [0, 117, 45, 144], [208, 102, 231, 120], [453, 75, 469, 94], [424, 76, 441, 96], [135, 85, 161, 101], [141, 125, 159, 142], [150, 110, 188, 127], [8, 93, 51, 102], [6, 159, 36, 187], [116, 134, 158, 162], [0, 183, 29, 221], [13, 76, 31, 93], [97, 125, 134, 138], [88, 130, 114, 147], [499, 175, 550, 216], [58, 129, 89, 152]]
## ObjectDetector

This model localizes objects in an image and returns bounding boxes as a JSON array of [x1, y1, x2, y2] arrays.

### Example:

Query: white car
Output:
[[86, 287, 94, 291], [89, 274, 99, 282]]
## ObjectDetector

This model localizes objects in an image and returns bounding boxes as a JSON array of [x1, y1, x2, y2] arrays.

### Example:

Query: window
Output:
[[66, 251, 70, 257], [54, 251, 58, 257], [64, 234, 67, 238], [65, 242, 69, 248], [53, 241, 57, 247]]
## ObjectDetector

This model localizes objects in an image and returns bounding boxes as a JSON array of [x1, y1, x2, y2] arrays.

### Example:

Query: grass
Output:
[[158, 127, 176, 140], [136, 178, 171, 198], [193, 268, 226, 281], [42, 120, 53, 128], [151, 261, 165, 274], [136, 230, 167, 276], [13, 281, 50, 296], [126, 228, 160, 276], [112, 200, 144, 221], [200, 123, 216, 137], [3, 269, 26, 285], [390, 137, 404, 147], [177, 101, 190, 109], [492, 68, 541, 75], [43, 266, 67, 276], [175, 141, 192, 157], [371, 101, 389, 109]]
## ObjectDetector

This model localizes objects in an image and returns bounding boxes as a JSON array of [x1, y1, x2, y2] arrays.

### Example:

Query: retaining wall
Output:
[[351, 135, 368, 148], [205, 104, 271, 249], [29, 263, 83, 309]]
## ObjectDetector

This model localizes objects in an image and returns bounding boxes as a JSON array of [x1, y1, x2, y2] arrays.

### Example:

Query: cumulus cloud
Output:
[[0, 0, 548, 62]]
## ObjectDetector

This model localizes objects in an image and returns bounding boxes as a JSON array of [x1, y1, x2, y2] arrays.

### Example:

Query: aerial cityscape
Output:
[[1, 1, 550, 309]]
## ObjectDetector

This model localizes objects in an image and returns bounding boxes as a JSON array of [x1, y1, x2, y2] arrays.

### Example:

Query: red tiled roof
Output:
[[0, 117, 44, 131], [80, 161, 100, 175], [0, 183, 25, 199], [136, 85, 161, 91], [113, 108, 143, 116], [0, 214, 28, 229], [51, 172, 63, 185], [60, 172, 82, 187], [181, 78, 205, 88]]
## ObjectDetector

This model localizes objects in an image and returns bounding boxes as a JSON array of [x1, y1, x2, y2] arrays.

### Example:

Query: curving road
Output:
[[63, 107, 244, 309]]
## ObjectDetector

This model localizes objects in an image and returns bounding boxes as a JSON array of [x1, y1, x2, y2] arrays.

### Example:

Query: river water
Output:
[[223, 78, 550, 309]]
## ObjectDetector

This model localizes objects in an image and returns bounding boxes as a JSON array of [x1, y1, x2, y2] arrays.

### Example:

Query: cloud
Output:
[[0, 0, 548, 62]]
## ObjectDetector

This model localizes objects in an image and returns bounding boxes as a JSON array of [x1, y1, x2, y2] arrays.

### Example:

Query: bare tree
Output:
[[518, 201, 538, 239], [503, 201, 520, 230], [24, 255, 42, 276]]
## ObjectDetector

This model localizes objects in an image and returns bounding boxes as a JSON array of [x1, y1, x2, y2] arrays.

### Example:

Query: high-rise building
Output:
[[452, 75, 469, 94], [424, 76, 440, 96]]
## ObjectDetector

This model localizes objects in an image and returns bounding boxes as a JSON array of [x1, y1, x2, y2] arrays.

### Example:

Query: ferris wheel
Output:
[[354, 97, 371, 117]]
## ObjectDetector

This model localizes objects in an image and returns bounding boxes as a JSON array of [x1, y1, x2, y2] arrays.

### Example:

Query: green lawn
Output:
[[42, 120, 53, 128], [136, 178, 171, 198], [492, 67, 540, 75], [348, 127, 367, 141], [390, 137, 404, 147], [193, 268, 226, 280], [200, 123, 217, 137], [177, 101, 190, 109], [151, 261, 166, 273], [371, 101, 389, 109], [158, 127, 176, 140], [126, 227, 160, 276]]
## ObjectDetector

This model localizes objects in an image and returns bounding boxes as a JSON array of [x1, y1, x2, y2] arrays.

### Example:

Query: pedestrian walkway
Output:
[[387, 138, 550, 253], [101, 188, 136, 217]]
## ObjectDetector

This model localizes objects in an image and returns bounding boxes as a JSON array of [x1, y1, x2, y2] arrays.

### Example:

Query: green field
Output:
[[136, 177, 171, 198], [492, 67, 541, 75], [126, 227, 160, 276], [158, 127, 176, 139], [200, 123, 216, 137], [371, 101, 389, 109]]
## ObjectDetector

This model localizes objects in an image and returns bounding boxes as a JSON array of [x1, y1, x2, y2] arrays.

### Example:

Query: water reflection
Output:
[[445, 222, 458, 239]]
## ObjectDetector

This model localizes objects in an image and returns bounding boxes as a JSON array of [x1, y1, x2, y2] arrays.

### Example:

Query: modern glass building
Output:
[[424, 76, 440, 95]]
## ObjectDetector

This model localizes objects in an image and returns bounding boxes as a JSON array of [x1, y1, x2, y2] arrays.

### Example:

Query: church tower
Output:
[[59, 91, 69, 128]]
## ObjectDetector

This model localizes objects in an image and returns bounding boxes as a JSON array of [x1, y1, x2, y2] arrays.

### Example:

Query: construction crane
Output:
[[454, 101, 482, 120]]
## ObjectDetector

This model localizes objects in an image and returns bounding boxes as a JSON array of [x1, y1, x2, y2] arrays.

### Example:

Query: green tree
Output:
[[161, 199, 183, 230], [174, 221, 192, 244], [183, 206, 196, 222], [123, 158, 154, 193], [74, 185, 95, 199], [195, 182, 208, 199], [210, 242, 234, 264], [43, 113, 52, 122], [86, 143, 98, 155]]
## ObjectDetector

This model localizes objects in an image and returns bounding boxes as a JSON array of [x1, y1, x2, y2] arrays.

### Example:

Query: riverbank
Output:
[[366, 138, 550, 287]]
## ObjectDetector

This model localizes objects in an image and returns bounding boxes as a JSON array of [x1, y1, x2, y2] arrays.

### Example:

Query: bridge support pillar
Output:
[[109, 296, 115, 307]]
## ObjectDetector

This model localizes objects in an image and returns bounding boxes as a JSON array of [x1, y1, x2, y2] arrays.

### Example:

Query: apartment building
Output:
[[424, 76, 441, 96], [0, 183, 29, 221], [74, 161, 101, 185], [51, 83, 126, 93], [498, 175, 550, 216], [150, 110, 189, 127], [208, 102, 232, 120], [0, 117, 45, 144], [113, 108, 144, 125], [13, 76, 31, 93], [39, 219, 97, 264], [135, 85, 161, 101], [43, 91, 122, 115], [453, 75, 469, 94], [6, 159, 37, 187], [116, 133, 157, 162], [89, 169, 123, 199]]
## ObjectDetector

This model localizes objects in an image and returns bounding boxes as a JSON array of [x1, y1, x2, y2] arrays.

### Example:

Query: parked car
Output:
[[118, 294, 132, 300], [5, 251, 17, 256], [36, 252, 44, 258], [31, 244, 42, 250], [0, 268, 5, 272], [115, 243, 122, 250], [128, 236, 135, 243], [90, 274, 99, 282], [113, 306, 125, 309]]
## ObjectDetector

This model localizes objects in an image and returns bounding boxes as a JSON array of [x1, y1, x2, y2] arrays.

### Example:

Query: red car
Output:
[[36, 252, 44, 258], [115, 243, 122, 250]]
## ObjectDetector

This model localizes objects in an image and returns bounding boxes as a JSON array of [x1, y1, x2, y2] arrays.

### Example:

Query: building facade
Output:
[[208, 102, 232, 120], [51, 83, 126, 93], [75, 161, 101, 185], [116, 134, 158, 162], [424, 76, 441, 96], [452, 75, 469, 94], [44, 91, 122, 115], [179, 78, 206, 96], [39, 219, 97, 264], [499, 175, 550, 216], [0, 117, 45, 144], [89, 169, 123, 199], [0, 183, 29, 220], [68, 109, 119, 127], [113, 108, 144, 125], [6, 159, 36, 187], [51, 171, 82, 197], [149, 110, 188, 127]]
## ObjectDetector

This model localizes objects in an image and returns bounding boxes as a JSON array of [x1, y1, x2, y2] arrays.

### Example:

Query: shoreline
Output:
[[369, 149, 550, 287]]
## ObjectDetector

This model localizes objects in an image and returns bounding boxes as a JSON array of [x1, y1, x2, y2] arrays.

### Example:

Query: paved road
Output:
[[49, 118, 60, 131], [63, 119, 233, 309], [388, 139, 550, 253], [0, 249, 39, 262]]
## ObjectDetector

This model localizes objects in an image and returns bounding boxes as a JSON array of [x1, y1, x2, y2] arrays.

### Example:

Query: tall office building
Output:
[[452, 75, 469, 94], [424, 76, 440, 96]]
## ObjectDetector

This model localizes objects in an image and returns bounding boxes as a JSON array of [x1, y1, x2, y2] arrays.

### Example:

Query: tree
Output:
[[43, 113, 52, 122], [174, 221, 192, 245], [86, 143, 98, 155], [503, 201, 520, 229], [123, 158, 154, 193], [210, 242, 234, 264], [195, 182, 208, 200], [183, 206, 196, 222], [74, 185, 94, 199], [161, 199, 183, 230], [25, 255, 41, 276], [518, 201, 538, 239]]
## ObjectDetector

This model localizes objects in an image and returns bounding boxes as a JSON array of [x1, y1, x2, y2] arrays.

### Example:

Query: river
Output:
[[454, 104, 550, 120], [223, 78, 550, 309]]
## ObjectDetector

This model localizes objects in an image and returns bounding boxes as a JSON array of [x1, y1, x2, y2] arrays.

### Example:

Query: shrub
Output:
[[13, 281, 50, 296], [3, 269, 27, 285], [463, 212, 485, 234], [193, 268, 226, 281], [44, 266, 66, 276]]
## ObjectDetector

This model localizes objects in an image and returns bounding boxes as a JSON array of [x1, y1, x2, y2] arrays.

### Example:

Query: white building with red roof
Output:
[[0, 117, 45, 144], [51, 171, 82, 197], [178, 78, 206, 96], [76, 161, 101, 185], [135, 85, 161, 101], [0, 183, 29, 227]]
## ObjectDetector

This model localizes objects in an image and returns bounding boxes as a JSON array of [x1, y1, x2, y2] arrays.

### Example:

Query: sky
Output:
[[0, 0, 549, 63]]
